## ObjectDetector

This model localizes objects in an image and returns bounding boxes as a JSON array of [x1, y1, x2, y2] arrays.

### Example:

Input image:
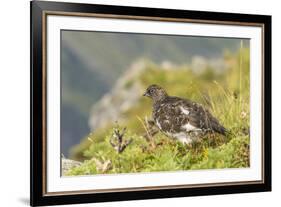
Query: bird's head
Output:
[[143, 84, 168, 102]]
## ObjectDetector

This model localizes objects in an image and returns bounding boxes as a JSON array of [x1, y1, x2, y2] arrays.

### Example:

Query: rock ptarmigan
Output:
[[143, 84, 227, 144]]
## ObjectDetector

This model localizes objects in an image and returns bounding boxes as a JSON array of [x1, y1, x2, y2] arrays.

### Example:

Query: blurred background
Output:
[[61, 30, 249, 158]]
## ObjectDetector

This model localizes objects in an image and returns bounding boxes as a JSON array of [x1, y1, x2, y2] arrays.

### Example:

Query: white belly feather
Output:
[[172, 132, 193, 144], [182, 123, 200, 131], [180, 106, 190, 115], [155, 108, 202, 144]]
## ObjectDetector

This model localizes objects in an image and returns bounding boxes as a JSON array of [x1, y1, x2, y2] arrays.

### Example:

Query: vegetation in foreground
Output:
[[65, 48, 250, 176]]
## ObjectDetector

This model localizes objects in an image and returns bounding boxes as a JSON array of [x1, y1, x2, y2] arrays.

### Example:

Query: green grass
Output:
[[66, 48, 250, 176]]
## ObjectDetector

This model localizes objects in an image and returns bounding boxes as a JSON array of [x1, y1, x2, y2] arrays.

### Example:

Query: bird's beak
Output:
[[143, 91, 149, 97]]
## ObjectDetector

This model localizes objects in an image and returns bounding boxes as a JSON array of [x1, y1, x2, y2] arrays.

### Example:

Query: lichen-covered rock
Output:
[[62, 158, 82, 176]]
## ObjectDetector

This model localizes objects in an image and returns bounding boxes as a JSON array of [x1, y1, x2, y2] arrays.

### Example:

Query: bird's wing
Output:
[[154, 97, 190, 133], [166, 96, 226, 135], [155, 97, 192, 133], [180, 99, 226, 135]]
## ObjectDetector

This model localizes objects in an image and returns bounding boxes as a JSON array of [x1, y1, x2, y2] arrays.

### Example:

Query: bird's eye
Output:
[[149, 89, 154, 93]]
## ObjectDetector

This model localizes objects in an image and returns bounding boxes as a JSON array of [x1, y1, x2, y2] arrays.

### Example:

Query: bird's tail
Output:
[[213, 124, 231, 136]]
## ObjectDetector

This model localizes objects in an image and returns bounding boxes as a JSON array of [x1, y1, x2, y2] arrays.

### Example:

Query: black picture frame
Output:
[[30, 1, 271, 206]]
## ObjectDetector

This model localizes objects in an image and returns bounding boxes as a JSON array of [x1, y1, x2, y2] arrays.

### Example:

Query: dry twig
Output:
[[91, 157, 112, 173], [109, 125, 132, 153]]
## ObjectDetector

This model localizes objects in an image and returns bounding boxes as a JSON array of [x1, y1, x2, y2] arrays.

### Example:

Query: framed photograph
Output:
[[30, 0, 271, 206]]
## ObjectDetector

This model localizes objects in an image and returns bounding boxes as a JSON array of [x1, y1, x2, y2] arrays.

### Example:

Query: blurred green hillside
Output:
[[61, 30, 248, 156], [65, 47, 250, 175]]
